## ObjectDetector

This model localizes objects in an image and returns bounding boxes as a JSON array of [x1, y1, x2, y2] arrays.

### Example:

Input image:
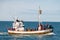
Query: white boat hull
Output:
[[8, 29, 53, 35]]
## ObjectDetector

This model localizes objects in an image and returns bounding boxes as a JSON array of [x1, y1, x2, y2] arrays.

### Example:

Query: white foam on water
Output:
[[38, 32, 56, 38], [0, 32, 8, 35], [10, 34, 31, 38], [44, 32, 56, 35]]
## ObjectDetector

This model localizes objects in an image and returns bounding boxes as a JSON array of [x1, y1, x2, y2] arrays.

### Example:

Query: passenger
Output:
[[49, 25, 53, 29], [30, 29, 32, 31], [44, 24, 49, 29], [44, 24, 48, 29], [38, 25, 41, 31], [31, 29, 34, 31], [27, 27, 30, 31], [12, 28, 15, 30], [38, 24, 44, 30], [45, 24, 53, 29], [44, 25, 46, 30]]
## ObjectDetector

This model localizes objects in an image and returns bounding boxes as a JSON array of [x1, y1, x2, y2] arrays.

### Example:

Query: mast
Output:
[[38, 6, 42, 26]]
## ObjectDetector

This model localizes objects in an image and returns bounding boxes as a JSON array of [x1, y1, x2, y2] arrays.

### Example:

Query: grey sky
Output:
[[0, 0, 60, 21]]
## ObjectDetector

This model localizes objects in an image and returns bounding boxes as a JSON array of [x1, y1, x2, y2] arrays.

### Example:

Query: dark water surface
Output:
[[0, 21, 60, 40]]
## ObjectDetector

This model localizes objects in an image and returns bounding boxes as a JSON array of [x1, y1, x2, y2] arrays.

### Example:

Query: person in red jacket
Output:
[[38, 24, 44, 30]]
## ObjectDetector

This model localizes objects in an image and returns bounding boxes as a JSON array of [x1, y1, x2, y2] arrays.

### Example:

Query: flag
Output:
[[39, 10, 42, 14]]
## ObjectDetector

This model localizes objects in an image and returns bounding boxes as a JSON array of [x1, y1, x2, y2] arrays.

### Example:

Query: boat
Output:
[[8, 7, 53, 35]]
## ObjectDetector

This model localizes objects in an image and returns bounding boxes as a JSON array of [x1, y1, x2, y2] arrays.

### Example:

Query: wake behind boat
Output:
[[8, 7, 53, 35]]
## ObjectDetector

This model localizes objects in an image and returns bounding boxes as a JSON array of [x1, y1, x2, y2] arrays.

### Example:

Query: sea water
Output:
[[0, 21, 60, 40]]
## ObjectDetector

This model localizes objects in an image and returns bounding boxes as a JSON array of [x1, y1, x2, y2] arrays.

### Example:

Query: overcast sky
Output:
[[0, 0, 60, 21]]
